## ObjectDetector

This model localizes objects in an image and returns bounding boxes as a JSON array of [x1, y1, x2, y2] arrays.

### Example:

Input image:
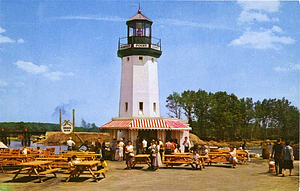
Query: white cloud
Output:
[[14, 60, 74, 81], [0, 35, 15, 43], [238, 10, 278, 23], [274, 64, 300, 72], [229, 28, 295, 49], [57, 15, 126, 22], [44, 71, 74, 81], [237, 0, 280, 13], [0, 27, 24, 44], [271, 26, 283, 33], [0, 27, 5, 33], [237, 0, 280, 23], [0, 80, 8, 87], [14, 60, 48, 74], [17, 39, 25, 43]]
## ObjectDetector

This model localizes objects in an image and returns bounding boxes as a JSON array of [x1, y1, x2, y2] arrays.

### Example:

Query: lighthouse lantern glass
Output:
[[128, 22, 150, 37]]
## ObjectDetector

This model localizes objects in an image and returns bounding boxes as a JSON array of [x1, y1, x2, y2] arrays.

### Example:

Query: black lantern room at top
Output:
[[117, 9, 162, 58]]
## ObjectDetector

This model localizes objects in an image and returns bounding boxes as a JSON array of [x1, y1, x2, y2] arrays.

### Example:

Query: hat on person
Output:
[[120, 138, 123, 141]]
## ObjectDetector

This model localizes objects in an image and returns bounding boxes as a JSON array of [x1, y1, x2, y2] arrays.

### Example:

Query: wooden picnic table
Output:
[[11, 161, 61, 183], [132, 154, 151, 167], [0, 155, 35, 165], [62, 154, 101, 161], [164, 154, 192, 168], [66, 161, 101, 183], [207, 153, 229, 164]]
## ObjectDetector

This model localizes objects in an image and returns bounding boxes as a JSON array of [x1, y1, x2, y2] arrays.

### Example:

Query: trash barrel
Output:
[[262, 148, 270, 159]]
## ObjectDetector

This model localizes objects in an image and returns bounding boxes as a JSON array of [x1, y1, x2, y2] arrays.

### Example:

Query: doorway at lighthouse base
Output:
[[101, 118, 192, 152]]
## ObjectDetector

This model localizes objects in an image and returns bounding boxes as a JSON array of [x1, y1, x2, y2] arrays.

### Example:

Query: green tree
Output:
[[166, 92, 182, 119]]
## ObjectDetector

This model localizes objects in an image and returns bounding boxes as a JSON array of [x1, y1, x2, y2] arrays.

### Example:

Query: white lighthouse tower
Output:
[[118, 9, 162, 118], [102, 9, 191, 150]]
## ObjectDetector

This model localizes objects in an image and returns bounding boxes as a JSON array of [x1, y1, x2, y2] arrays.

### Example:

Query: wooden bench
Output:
[[6, 167, 32, 174], [38, 168, 61, 176], [93, 168, 108, 178], [93, 168, 109, 174]]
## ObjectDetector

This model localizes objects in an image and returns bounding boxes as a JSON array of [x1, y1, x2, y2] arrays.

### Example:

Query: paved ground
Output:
[[0, 159, 299, 191]]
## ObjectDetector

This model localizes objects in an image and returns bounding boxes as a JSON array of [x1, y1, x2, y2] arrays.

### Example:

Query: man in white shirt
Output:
[[183, 136, 190, 153], [67, 137, 75, 151], [142, 138, 147, 154]]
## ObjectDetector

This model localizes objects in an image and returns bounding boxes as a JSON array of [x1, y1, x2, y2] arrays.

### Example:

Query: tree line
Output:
[[0, 120, 100, 133], [166, 90, 299, 143]]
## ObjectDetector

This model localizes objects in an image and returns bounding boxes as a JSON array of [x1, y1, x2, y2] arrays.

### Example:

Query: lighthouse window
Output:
[[153, 102, 156, 113], [151, 58, 155, 63], [127, 57, 130, 62], [139, 56, 143, 61], [125, 102, 128, 112], [139, 102, 144, 113]]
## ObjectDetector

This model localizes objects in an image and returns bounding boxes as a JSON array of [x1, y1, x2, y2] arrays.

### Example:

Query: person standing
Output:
[[95, 138, 102, 158], [125, 141, 134, 170], [67, 137, 75, 151], [271, 139, 284, 175], [149, 140, 156, 170], [164, 140, 173, 155], [118, 138, 124, 161], [22, 145, 28, 162], [282, 141, 294, 177], [142, 138, 148, 154], [158, 138, 164, 161], [152, 141, 162, 171], [111, 138, 117, 160], [183, 137, 190, 153], [136, 136, 141, 155]]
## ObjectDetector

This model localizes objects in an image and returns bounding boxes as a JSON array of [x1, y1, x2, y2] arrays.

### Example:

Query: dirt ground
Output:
[[0, 159, 299, 191]]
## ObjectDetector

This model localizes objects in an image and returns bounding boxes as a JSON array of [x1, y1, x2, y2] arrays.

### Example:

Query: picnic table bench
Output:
[[164, 154, 206, 170], [10, 161, 61, 183], [35, 157, 69, 168], [66, 161, 105, 183], [132, 154, 151, 167]]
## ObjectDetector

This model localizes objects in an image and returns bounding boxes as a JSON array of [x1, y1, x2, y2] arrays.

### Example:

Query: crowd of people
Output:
[[63, 136, 294, 175], [107, 136, 212, 171]]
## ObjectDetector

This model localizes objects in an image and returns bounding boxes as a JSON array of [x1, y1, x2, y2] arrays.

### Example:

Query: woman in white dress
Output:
[[152, 141, 162, 171], [118, 138, 124, 161]]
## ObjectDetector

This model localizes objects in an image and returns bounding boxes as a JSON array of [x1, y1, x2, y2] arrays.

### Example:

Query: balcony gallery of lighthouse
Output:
[[101, 8, 191, 150]]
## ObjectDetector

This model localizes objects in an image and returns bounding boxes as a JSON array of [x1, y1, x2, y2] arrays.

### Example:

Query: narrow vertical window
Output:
[[139, 102, 143, 114], [125, 102, 128, 112], [151, 58, 155, 63], [139, 56, 143, 61], [127, 57, 130, 62], [153, 102, 156, 113]]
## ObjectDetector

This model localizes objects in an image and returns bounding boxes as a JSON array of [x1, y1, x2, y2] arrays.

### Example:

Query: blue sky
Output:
[[0, 1, 299, 127]]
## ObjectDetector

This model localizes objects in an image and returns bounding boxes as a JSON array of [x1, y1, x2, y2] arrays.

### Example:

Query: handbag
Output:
[[129, 153, 134, 157]]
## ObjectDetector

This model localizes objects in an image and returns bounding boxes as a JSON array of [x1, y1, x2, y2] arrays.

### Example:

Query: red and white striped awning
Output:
[[101, 118, 191, 130]]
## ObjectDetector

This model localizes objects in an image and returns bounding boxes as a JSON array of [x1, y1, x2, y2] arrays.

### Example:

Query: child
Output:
[[229, 146, 238, 168], [190, 150, 200, 169], [71, 155, 81, 164], [97, 158, 107, 178], [67, 157, 75, 171]]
